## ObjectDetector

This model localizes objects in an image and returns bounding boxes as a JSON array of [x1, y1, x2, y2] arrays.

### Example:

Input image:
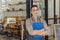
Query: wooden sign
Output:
[[54, 24, 60, 40], [7, 18, 16, 24]]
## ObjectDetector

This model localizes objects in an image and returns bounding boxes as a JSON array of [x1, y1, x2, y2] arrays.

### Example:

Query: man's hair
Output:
[[31, 5, 38, 9]]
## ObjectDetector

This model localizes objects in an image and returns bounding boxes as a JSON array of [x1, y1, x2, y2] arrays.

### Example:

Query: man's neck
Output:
[[32, 16, 38, 22]]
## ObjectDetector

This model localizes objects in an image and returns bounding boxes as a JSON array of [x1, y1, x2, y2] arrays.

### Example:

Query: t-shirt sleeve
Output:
[[41, 18, 49, 36], [26, 19, 34, 35]]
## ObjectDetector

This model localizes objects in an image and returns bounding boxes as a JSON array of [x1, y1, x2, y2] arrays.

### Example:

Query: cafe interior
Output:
[[0, 0, 60, 40]]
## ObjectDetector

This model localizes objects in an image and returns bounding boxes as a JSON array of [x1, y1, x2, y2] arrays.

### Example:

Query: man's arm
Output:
[[38, 29, 47, 36], [26, 18, 47, 36], [41, 18, 49, 36], [31, 29, 47, 36], [26, 19, 38, 35]]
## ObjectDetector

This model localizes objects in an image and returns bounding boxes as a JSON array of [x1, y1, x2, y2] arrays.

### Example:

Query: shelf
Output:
[[3, 9, 26, 12], [9, 2, 26, 6]]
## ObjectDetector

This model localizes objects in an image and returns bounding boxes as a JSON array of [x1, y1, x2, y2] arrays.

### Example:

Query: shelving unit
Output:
[[2, 0, 26, 40], [2, 1, 27, 17], [8, 2, 26, 6], [3, 16, 26, 40]]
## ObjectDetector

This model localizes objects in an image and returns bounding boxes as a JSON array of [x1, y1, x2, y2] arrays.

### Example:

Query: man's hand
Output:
[[31, 30, 40, 35], [31, 29, 47, 36], [38, 29, 47, 36]]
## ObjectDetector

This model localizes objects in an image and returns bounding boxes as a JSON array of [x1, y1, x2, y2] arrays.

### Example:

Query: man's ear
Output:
[[30, 11, 32, 14]]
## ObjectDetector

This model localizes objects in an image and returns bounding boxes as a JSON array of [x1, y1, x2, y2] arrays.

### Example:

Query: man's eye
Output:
[[33, 10, 35, 11]]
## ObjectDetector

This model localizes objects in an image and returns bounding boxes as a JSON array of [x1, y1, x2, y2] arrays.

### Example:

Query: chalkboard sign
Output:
[[54, 24, 60, 40]]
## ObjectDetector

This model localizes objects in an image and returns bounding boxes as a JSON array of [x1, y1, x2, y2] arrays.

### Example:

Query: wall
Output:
[[55, 0, 59, 24], [48, 0, 54, 24]]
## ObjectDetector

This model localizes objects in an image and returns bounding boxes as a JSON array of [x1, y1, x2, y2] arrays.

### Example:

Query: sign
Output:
[[7, 18, 16, 24]]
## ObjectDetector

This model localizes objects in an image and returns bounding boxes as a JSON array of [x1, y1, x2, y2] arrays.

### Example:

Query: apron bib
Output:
[[29, 22, 44, 40]]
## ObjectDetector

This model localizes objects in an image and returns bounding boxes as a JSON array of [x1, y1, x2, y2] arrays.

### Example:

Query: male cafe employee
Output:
[[26, 5, 49, 40]]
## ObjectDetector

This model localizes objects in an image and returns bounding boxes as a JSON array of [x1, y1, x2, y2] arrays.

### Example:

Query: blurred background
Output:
[[0, 0, 59, 40]]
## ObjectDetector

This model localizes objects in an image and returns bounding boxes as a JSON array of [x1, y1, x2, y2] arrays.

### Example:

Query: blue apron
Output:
[[29, 22, 44, 40]]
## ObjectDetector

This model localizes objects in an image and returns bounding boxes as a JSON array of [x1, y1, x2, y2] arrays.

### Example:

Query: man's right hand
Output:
[[31, 29, 47, 36]]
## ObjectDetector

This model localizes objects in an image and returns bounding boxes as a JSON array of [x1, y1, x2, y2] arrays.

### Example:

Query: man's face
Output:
[[31, 7, 39, 17]]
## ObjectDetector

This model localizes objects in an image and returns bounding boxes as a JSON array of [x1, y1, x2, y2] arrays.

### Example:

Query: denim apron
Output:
[[29, 22, 45, 40]]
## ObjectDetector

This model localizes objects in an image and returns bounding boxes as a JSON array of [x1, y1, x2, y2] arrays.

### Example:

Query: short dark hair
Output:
[[31, 5, 38, 9]]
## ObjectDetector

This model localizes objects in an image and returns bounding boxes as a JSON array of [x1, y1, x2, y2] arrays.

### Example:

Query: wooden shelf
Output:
[[3, 9, 26, 12], [48, 17, 60, 20], [9, 2, 26, 6], [3, 18, 25, 40]]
